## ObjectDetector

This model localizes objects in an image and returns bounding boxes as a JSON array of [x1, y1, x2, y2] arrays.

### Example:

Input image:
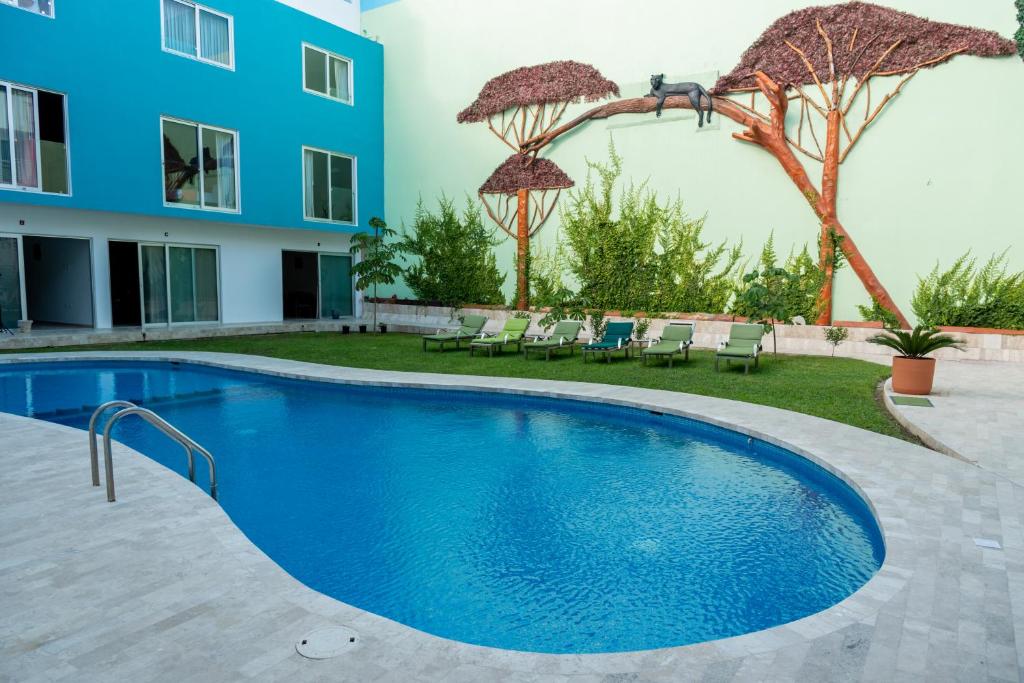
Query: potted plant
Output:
[[867, 326, 965, 395]]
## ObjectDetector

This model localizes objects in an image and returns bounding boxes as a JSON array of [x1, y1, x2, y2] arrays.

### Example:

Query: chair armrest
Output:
[[717, 341, 728, 351]]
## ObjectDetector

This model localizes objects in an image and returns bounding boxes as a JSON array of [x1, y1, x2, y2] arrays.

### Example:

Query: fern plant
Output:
[[911, 250, 1024, 330], [866, 326, 965, 358]]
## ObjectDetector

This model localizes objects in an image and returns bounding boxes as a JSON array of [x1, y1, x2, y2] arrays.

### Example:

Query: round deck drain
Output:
[[295, 626, 359, 659]]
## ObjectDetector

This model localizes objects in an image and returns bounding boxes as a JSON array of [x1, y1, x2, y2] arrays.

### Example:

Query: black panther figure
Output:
[[647, 74, 713, 127]]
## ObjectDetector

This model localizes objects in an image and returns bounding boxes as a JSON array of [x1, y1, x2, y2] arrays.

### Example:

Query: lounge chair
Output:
[[581, 321, 634, 363], [522, 320, 583, 360], [421, 314, 488, 351], [469, 317, 530, 357], [715, 323, 764, 374], [641, 323, 694, 367]]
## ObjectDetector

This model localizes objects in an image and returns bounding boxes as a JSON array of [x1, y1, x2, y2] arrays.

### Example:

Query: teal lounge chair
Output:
[[421, 314, 488, 351], [641, 323, 694, 367], [581, 321, 634, 363], [522, 320, 583, 360], [469, 317, 530, 357], [715, 323, 764, 374]]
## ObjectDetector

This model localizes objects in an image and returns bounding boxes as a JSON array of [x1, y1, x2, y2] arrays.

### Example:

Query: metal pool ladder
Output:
[[88, 401, 218, 503]]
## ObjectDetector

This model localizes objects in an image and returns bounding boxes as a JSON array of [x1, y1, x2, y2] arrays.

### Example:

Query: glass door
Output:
[[318, 253, 352, 318], [139, 243, 219, 327], [140, 244, 168, 325], [0, 235, 25, 328]]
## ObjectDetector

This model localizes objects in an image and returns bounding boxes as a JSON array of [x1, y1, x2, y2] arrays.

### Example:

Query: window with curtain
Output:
[[303, 148, 355, 224], [162, 0, 233, 68], [162, 117, 238, 212], [0, 80, 69, 194], [0, 0, 54, 18], [303, 45, 353, 104]]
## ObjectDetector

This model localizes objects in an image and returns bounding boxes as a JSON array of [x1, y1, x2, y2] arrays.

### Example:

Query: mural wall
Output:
[[364, 0, 1024, 322]]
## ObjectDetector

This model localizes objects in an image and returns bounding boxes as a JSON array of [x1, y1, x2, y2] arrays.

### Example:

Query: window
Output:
[[303, 147, 355, 224], [0, 0, 54, 18], [303, 44, 353, 104], [161, 117, 238, 212], [0, 80, 69, 194], [161, 0, 233, 69]]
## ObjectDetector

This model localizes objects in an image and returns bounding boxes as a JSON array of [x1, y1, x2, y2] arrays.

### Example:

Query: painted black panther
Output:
[[647, 74, 713, 127]]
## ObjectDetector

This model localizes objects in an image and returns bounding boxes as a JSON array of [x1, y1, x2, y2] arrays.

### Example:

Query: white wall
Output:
[[0, 204, 359, 328], [276, 0, 361, 34]]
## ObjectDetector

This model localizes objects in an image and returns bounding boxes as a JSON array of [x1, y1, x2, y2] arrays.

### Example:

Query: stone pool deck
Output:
[[885, 360, 1024, 488], [2, 351, 1023, 682]]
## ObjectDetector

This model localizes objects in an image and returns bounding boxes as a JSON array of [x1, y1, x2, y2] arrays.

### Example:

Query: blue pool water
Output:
[[0, 361, 884, 654]]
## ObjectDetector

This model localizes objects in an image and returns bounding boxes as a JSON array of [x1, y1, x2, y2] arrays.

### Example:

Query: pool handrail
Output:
[[88, 402, 217, 502]]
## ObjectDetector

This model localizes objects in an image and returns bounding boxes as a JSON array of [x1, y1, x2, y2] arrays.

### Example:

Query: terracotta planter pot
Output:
[[891, 356, 936, 395]]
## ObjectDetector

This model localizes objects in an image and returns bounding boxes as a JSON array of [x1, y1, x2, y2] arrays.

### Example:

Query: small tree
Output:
[[401, 197, 506, 310], [351, 217, 404, 333], [824, 326, 850, 356], [734, 267, 796, 354]]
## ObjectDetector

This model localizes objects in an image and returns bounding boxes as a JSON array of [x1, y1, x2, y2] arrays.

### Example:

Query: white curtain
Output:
[[199, 9, 230, 65], [12, 88, 37, 189], [330, 57, 350, 102], [202, 128, 235, 210], [303, 150, 315, 218], [214, 131, 235, 210], [0, 86, 11, 185], [163, 0, 196, 56]]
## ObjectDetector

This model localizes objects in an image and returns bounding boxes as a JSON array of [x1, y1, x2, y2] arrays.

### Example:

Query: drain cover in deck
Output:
[[890, 396, 933, 407], [295, 626, 359, 659]]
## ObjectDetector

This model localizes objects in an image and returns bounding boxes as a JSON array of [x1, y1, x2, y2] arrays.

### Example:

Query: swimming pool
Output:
[[0, 360, 884, 654]]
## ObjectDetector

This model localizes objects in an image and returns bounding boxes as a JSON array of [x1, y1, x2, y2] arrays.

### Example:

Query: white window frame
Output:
[[0, 0, 55, 18], [0, 79, 71, 196], [301, 146, 357, 226], [160, 115, 241, 214], [301, 43, 354, 106], [159, 0, 235, 71]]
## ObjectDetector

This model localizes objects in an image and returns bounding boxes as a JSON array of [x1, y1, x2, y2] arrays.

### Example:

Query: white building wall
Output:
[[0, 204, 360, 329], [275, 0, 361, 34]]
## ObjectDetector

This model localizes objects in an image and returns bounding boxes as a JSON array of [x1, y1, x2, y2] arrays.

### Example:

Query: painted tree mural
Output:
[[517, 2, 1016, 327], [459, 61, 619, 309], [478, 155, 574, 310]]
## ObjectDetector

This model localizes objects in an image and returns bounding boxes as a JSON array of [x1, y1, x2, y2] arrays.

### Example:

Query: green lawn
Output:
[[15, 331, 907, 439]]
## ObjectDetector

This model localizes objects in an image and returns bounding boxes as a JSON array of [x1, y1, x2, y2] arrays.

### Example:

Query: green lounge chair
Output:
[[522, 320, 583, 360], [715, 323, 764, 374], [581, 321, 634, 363], [421, 314, 488, 351], [469, 317, 530, 357], [641, 323, 694, 367]]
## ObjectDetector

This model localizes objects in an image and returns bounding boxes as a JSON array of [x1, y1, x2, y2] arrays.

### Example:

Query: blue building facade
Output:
[[0, 0, 383, 330]]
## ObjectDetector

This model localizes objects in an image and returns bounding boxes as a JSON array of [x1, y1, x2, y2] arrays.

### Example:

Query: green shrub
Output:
[[732, 233, 824, 322], [1017, 0, 1024, 58], [911, 250, 1024, 330], [559, 142, 741, 314], [857, 296, 902, 329], [401, 197, 506, 309], [824, 326, 849, 356]]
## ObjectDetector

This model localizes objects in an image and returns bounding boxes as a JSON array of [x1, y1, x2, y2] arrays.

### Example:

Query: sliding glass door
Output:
[[139, 243, 219, 326], [0, 235, 24, 328], [319, 253, 352, 318]]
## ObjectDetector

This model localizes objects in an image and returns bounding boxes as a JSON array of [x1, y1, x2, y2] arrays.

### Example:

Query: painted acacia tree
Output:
[[519, 3, 1016, 327], [478, 155, 573, 310], [459, 61, 619, 309]]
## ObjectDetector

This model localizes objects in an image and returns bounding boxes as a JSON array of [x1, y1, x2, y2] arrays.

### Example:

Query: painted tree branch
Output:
[[518, 72, 911, 328]]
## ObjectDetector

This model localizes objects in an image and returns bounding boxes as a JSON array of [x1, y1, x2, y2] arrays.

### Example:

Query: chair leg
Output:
[[744, 360, 749, 375], [715, 356, 719, 372], [669, 357, 673, 369]]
